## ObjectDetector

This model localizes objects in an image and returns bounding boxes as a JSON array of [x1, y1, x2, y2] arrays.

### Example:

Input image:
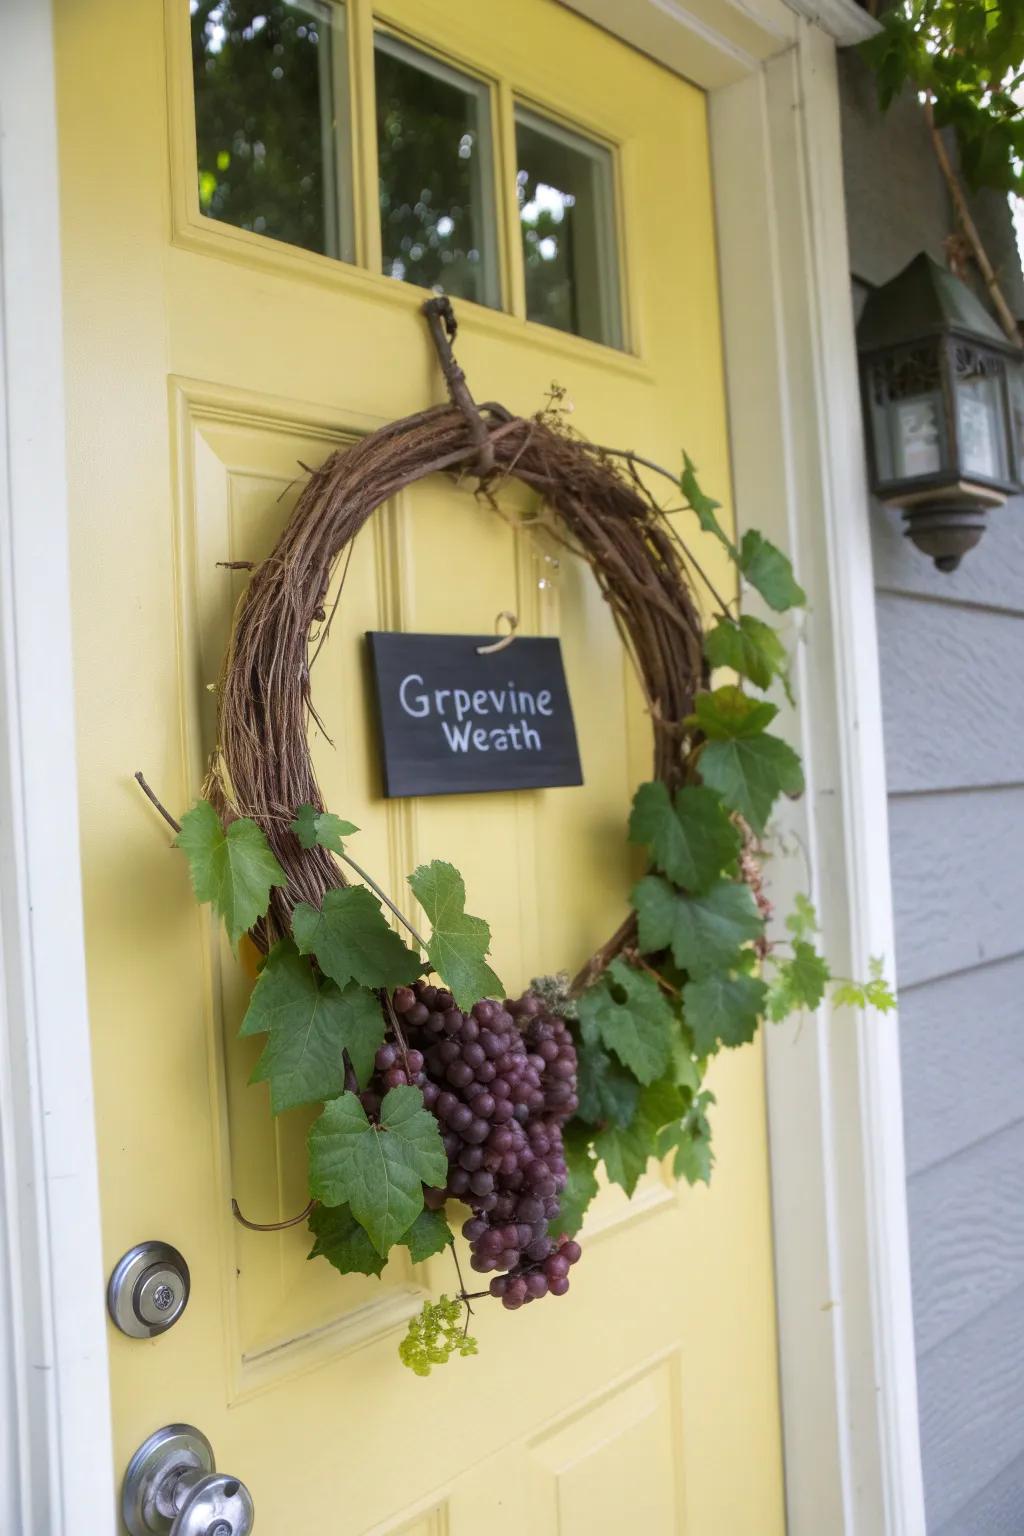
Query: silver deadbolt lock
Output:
[[108, 1241, 190, 1338], [122, 1423, 255, 1536]]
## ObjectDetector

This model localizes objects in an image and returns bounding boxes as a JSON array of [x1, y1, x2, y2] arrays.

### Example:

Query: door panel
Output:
[[55, 0, 785, 1529]]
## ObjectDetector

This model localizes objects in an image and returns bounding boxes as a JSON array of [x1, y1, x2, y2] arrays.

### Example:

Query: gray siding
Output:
[[840, 50, 1024, 1534]]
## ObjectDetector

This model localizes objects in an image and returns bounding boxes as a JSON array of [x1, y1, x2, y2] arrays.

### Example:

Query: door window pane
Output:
[[515, 107, 622, 348], [375, 33, 499, 309], [191, 0, 354, 261]]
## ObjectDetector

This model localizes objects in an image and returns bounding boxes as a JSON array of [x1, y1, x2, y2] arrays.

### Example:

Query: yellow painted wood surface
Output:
[[54, 1, 785, 1529]]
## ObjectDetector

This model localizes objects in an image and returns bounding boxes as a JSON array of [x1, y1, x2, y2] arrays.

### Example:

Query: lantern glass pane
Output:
[[1008, 363, 1024, 484], [866, 345, 950, 488], [953, 348, 1009, 483]]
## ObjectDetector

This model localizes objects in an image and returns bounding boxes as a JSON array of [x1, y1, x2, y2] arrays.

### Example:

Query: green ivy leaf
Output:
[[307, 1203, 386, 1278], [658, 1089, 716, 1185], [552, 1127, 600, 1237], [628, 781, 741, 895], [239, 939, 385, 1110], [291, 804, 359, 856], [689, 684, 778, 739], [738, 529, 806, 612], [699, 733, 805, 833], [681, 452, 736, 554], [767, 939, 832, 1022], [832, 957, 897, 1014], [292, 885, 422, 993], [684, 970, 767, 1056], [576, 1040, 641, 1128], [595, 1077, 689, 1197], [632, 874, 763, 978], [704, 615, 793, 702], [577, 958, 676, 1085], [307, 1085, 447, 1257], [176, 799, 287, 950], [407, 860, 502, 1010], [402, 1207, 454, 1263]]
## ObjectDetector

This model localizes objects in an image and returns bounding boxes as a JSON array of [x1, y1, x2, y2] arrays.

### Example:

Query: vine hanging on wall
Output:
[[141, 297, 893, 1376]]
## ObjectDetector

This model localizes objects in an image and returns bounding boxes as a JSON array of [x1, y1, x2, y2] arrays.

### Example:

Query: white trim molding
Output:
[[782, 0, 880, 44], [710, 22, 925, 1536], [0, 2, 115, 1533]]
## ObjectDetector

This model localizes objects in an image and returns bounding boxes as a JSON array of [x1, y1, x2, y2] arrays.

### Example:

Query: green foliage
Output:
[[307, 1203, 387, 1279], [767, 939, 832, 1022], [292, 885, 422, 992], [307, 1086, 447, 1258], [738, 530, 806, 612], [176, 800, 287, 950], [628, 780, 741, 894], [699, 729, 805, 834], [862, 1, 1024, 193], [291, 803, 359, 856], [684, 970, 768, 1056], [553, 1127, 601, 1237], [240, 938, 386, 1111], [403, 1207, 455, 1263], [704, 614, 793, 700], [632, 874, 764, 978], [832, 957, 898, 1014], [578, 958, 676, 1084], [658, 1090, 716, 1186], [408, 860, 503, 1010], [576, 1040, 642, 1127], [595, 1078, 689, 1197], [399, 1295, 478, 1377]]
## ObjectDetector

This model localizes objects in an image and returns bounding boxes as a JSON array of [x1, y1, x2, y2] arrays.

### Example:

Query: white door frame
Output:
[[0, 1, 923, 1533], [0, 2, 115, 1533]]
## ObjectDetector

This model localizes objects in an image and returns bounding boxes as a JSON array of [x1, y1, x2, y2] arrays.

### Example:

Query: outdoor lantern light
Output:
[[857, 252, 1024, 571]]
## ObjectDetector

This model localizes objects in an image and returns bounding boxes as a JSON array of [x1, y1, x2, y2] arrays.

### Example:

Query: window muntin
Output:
[[191, 0, 354, 261], [515, 106, 622, 349], [374, 33, 499, 309]]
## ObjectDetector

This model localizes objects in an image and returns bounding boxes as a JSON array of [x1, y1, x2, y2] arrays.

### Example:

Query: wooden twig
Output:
[[422, 296, 496, 474], [134, 771, 182, 835], [925, 100, 1021, 346], [231, 1196, 317, 1232]]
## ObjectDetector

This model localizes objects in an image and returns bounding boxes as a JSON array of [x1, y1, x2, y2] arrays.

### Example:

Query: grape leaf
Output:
[[704, 615, 792, 702], [176, 799, 287, 950], [832, 957, 897, 1013], [767, 939, 831, 1021], [681, 452, 736, 554], [292, 885, 422, 993], [307, 1086, 447, 1257], [632, 874, 764, 978], [689, 685, 778, 739], [684, 970, 767, 1055], [658, 1090, 716, 1185], [628, 781, 740, 895], [577, 958, 676, 1085], [552, 1127, 600, 1237], [402, 1207, 454, 1263], [576, 1040, 641, 1128], [407, 860, 502, 1011], [699, 733, 805, 833], [786, 892, 819, 941], [738, 529, 806, 612], [307, 1202, 386, 1278], [240, 939, 385, 1110], [291, 804, 359, 856], [595, 1078, 688, 1197]]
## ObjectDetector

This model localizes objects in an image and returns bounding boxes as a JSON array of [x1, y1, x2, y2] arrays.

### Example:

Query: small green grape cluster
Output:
[[399, 1296, 479, 1377]]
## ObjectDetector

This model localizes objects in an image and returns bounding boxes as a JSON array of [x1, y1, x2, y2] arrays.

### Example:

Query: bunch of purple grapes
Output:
[[363, 980, 582, 1309]]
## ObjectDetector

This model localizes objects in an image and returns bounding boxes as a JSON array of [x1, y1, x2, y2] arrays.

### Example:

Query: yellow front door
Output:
[[56, 0, 784, 1529]]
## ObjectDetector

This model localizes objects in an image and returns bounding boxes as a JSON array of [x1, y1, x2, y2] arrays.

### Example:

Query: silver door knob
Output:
[[122, 1424, 254, 1536]]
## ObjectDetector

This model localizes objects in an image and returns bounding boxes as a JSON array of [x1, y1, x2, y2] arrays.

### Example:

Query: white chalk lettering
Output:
[[399, 673, 430, 717]]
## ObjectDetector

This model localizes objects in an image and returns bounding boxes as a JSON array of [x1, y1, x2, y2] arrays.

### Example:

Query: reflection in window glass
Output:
[[191, 0, 353, 261], [375, 34, 499, 308], [515, 108, 622, 348]]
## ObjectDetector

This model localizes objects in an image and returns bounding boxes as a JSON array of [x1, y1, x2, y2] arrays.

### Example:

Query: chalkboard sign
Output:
[[366, 631, 583, 798]]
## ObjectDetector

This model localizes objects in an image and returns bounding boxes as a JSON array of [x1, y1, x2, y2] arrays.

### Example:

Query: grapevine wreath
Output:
[[146, 298, 892, 1374]]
